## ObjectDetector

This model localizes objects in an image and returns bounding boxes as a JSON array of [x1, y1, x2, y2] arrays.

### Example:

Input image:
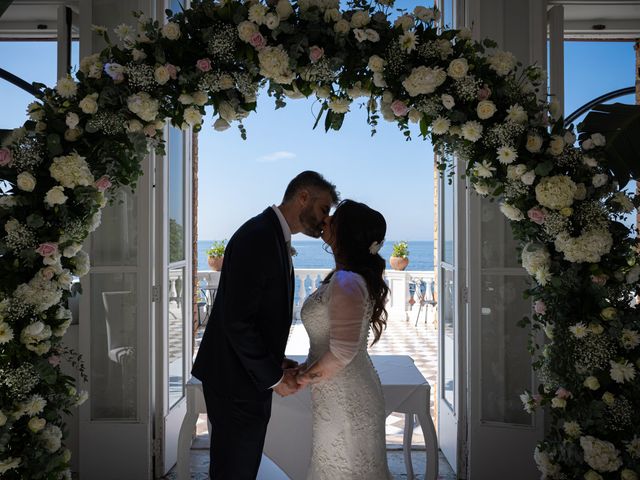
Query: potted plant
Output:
[[390, 241, 409, 271], [206, 240, 226, 271]]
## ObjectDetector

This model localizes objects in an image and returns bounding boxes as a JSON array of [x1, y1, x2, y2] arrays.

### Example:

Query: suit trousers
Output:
[[202, 381, 273, 480]]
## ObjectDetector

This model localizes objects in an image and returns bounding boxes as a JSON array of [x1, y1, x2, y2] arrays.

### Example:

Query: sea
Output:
[[197, 240, 436, 272]]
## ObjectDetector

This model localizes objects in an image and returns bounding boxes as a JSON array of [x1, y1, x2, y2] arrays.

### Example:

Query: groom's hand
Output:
[[273, 370, 300, 397], [281, 358, 299, 370]]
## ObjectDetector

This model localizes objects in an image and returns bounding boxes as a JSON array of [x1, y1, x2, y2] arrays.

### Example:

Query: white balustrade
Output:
[[196, 269, 437, 324]]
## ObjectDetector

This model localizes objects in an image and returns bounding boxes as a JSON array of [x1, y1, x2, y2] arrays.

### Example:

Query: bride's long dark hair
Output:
[[328, 200, 389, 345]]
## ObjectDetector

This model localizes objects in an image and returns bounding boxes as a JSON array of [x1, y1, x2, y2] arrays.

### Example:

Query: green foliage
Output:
[[206, 239, 226, 257], [391, 240, 409, 258]]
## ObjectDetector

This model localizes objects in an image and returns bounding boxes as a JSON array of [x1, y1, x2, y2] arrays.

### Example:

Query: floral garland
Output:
[[0, 0, 639, 478]]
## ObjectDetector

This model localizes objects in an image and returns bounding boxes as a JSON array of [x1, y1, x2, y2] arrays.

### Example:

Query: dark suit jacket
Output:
[[192, 208, 294, 400]]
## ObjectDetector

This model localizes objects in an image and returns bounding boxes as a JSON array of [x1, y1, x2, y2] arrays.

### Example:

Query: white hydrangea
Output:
[[0, 321, 14, 344], [535, 175, 577, 210], [579, 436, 623, 473], [49, 152, 94, 189], [402, 66, 446, 97], [14, 275, 62, 313], [554, 229, 613, 263]]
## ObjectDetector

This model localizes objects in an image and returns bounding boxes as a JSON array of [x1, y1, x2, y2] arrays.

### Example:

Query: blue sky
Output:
[[0, 39, 636, 240]]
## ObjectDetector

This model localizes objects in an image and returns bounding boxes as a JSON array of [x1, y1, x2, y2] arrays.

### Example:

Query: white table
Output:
[[177, 355, 438, 480]]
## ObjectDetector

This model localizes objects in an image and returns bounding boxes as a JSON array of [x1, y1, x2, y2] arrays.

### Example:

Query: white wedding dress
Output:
[[300, 270, 392, 480]]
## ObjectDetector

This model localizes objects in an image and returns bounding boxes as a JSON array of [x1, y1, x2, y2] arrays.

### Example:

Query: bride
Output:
[[296, 199, 392, 480]]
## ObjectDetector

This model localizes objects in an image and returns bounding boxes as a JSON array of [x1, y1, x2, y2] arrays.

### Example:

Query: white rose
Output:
[[520, 170, 536, 186], [45, 186, 68, 206], [441, 94, 455, 110], [402, 66, 447, 97], [583, 376, 600, 390], [334, 19, 350, 34], [548, 135, 565, 155], [372, 72, 387, 88], [526, 134, 543, 153], [65, 112, 80, 129], [63, 243, 82, 258], [408, 109, 422, 124], [183, 107, 203, 126], [214, 118, 231, 131], [237, 21, 259, 42], [592, 173, 608, 188], [583, 155, 598, 168], [17, 172, 36, 192], [394, 14, 414, 31], [413, 6, 435, 22], [125, 119, 143, 133], [592, 133, 606, 146], [218, 102, 237, 122], [477, 100, 497, 120], [353, 28, 368, 42], [324, 8, 341, 22], [79, 93, 99, 114], [265, 12, 280, 30], [161, 22, 181, 40], [154, 65, 171, 85], [350, 10, 370, 28], [178, 93, 194, 105], [132, 48, 147, 61], [192, 91, 208, 106], [276, 0, 293, 19], [447, 58, 469, 79], [314, 85, 331, 99], [499, 203, 524, 221]]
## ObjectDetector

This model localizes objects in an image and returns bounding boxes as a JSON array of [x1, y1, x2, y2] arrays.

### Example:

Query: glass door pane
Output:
[[168, 267, 185, 408]]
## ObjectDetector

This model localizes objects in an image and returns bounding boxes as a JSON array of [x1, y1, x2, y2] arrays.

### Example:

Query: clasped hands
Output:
[[273, 358, 322, 397]]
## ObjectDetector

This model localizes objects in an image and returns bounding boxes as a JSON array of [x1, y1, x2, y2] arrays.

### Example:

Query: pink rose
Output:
[[165, 63, 178, 80], [143, 124, 157, 137], [477, 84, 492, 101], [309, 45, 324, 63], [591, 274, 608, 286], [555, 387, 572, 400], [249, 32, 267, 50], [391, 100, 409, 117], [196, 58, 212, 72], [95, 175, 112, 192], [36, 242, 59, 257], [527, 207, 546, 225], [48, 355, 61, 367], [533, 300, 546, 315], [0, 147, 12, 167]]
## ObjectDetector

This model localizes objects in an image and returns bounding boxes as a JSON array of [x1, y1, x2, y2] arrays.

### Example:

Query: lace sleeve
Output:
[[328, 270, 368, 367]]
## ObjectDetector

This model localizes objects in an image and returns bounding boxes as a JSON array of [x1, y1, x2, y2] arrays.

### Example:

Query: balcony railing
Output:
[[196, 268, 437, 325]]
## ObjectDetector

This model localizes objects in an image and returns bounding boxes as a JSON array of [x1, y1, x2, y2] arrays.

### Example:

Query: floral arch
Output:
[[0, 0, 639, 477]]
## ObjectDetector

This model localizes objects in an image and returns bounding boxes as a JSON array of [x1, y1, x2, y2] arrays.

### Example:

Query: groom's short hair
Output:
[[283, 171, 339, 204]]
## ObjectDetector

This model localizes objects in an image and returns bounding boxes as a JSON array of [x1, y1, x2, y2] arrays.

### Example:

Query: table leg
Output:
[[403, 413, 415, 480], [177, 409, 199, 480], [416, 411, 439, 480]]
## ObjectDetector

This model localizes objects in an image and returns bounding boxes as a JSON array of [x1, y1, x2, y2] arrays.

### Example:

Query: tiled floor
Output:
[[166, 304, 455, 479]]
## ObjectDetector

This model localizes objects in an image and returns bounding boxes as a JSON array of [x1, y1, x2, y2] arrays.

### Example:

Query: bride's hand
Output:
[[296, 370, 322, 386]]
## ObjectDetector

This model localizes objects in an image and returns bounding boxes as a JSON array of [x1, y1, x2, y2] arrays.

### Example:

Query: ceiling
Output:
[[0, 0, 79, 39], [548, 0, 640, 39]]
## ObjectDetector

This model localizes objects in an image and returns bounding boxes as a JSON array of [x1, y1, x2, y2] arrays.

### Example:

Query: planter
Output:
[[208, 255, 224, 271], [390, 256, 409, 271]]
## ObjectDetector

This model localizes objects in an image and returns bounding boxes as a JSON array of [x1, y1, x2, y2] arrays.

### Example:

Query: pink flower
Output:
[[196, 58, 212, 72], [309, 45, 325, 63], [0, 147, 12, 167], [533, 300, 546, 315], [143, 124, 157, 137], [555, 387, 572, 400], [36, 242, 59, 257], [591, 274, 608, 286], [532, 394, 543, 404], [391, 100, 410, 117], [477, 84, 492, 101], [527, 207, 546, 225], [165, 63, 178, 80], [48, 355, 61, 367], [249, 32, 267, 50], [95, 175, 112, 192]]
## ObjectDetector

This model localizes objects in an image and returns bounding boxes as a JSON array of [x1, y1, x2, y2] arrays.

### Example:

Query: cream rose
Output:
[[161, 22, 181, 40], [447, 58, 469, 79], [17, 172, 36, 192], [477, 100, 497, 120], [79, 93, 99, 114]]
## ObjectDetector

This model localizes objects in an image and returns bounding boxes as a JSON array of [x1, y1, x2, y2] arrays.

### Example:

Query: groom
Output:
[[192, 171, 339, 479]]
